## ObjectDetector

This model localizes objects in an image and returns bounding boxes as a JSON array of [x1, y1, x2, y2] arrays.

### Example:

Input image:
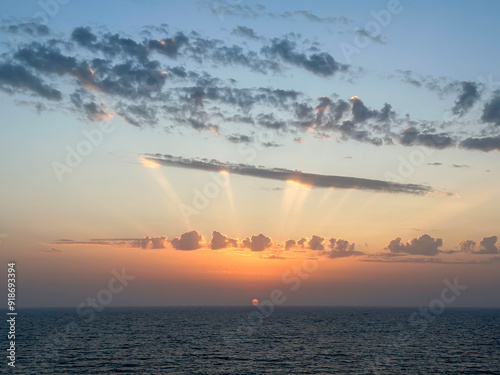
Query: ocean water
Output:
[[8, 307, 500, 374]]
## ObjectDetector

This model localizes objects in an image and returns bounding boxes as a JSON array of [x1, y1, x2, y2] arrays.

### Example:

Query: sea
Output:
[[5, 307, 500, 374]]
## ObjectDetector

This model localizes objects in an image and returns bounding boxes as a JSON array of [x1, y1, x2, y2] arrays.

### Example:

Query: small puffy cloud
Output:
[[327, 238, 364, 258], [308, 235, 324, 250], [285, 239, 296, 250], [386, 234, 443, 256], [231, 26, 259, 40], [297, 238, 307, 247], [242, 233, 272, 251], [477, 236, 498, 254], [459, 239, 476, 253], [210, 231, 238, 250], [171, 231, 202, 250]]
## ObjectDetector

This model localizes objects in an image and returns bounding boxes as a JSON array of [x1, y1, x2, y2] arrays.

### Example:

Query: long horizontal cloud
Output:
[[142, 154, 450, 195], [48, 231, 499, 264]]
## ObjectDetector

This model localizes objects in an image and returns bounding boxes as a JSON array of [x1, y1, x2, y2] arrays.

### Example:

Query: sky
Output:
[[0, 0, 499, 308]]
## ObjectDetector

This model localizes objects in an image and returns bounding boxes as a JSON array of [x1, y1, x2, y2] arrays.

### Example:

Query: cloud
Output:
[[4, 22, 50, 36], [226, 134, 253, 144], [285, 239, 296, 250], [459, 239, 476, 253], [2, 22, 499, 152], [481, 94, 500, 125], [348, 96, 394, 124], [200, 1, 350, 24], [280, 11, 349, 24], [143, 154, 446, 195], [393, 70, 459, 97], [198, 0, 262, 19], [386, 234, 443, 256], [231, 26, 259, 40], [171, 231, 202, 250], [459, 136, 500, 152], [41, 248, 63, 253], [477, 236, 498, 254], [308, 235, 324, 250], [0, 63, 62, 100], [242, 233, 272, 251], [210, 231, 238, 250], [399, 127, 455, 149], [452, 81, 481, 115], [261, 37, 349, 77], [131, 236, 168, 249], [327, 238, 364, 258], [355, 29, 386, 45]]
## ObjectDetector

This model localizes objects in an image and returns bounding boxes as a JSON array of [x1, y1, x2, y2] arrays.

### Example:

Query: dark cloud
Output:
[[71, 26, 97, 47], [1, 22, 498, 152], [452, 81, 481, 115], [327, 238, 363, 258], [0, 63, 62, 100], [143, 154, 445, 195], [386, 234, 443, 256], [481, 94, 500, 125], [459, 239, 476, 253], [210, 231, 237, 250], [459, 136, 500, 152], [355, 29, 386, 45], [476, 236, 498, 254], [171, 230, 202, 250], [148, 33, 189, 58], [308, 235, 324, 250], [399, 127, 455, 149], [242, 233, 272, 251], [5, 22, 50, 36], [285, 239, 296, 250], [226, 134, 253, 144], [262, 37, 348, 77], [231, 26, 259, 40]]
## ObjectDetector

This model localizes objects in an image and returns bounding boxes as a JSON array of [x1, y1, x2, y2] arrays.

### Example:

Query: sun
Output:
[[252, 298, 259, 306]]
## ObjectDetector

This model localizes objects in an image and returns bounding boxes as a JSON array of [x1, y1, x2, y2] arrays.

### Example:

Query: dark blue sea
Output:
[[4, 307, 500, 374]]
